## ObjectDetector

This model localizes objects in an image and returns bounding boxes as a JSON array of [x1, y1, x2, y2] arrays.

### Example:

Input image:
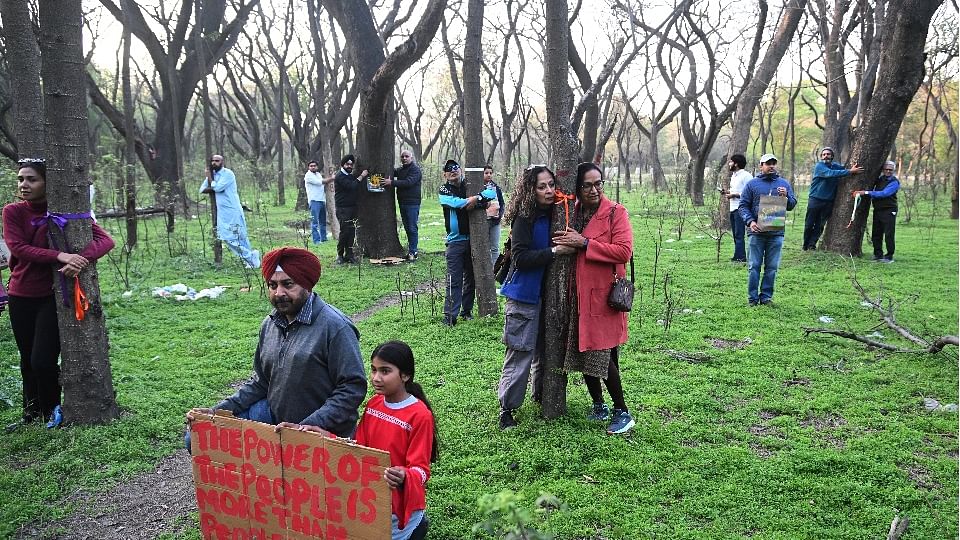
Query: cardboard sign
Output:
[[190, 413, 391, 540], [758, 195, 787, 232]]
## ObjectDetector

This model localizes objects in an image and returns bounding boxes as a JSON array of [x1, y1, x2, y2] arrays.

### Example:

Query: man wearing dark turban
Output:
[[186, 247, 366, 440]]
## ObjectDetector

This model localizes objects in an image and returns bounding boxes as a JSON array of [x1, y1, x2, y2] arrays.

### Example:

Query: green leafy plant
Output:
[[473, 490, 567, 539]]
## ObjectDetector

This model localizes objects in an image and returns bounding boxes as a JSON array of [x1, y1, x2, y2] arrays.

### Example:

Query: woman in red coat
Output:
[[552, 162, 634, 435], [2, 159, 115, 430]]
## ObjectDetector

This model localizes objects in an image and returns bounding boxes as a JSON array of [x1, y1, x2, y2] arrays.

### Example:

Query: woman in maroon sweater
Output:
[[2, 159, 114, 429]]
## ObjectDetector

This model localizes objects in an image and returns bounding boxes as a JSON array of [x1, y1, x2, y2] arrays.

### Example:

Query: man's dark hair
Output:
[[730, 154, 746, 170], [483, 164, 494, 172], [340, 154, 355, 166], [308, 160, 319, 167]]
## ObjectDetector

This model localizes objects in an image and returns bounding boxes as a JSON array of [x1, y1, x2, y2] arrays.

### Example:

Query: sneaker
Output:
[[871, 256, 884, 262], [759, 299, 773, 306], [442, 316, 457, 327], [881, 257, 894, 264], [407, 252, 418, 261], [748, 300, 758, 307], [607, 409, 635, 435], [730, 258, 747, 263], [461, 313, 473, 321], [587, 402, 611, 421], [46, 405, 63, 429], [335, 256, 345, 265], [498, 410, 517, 430]]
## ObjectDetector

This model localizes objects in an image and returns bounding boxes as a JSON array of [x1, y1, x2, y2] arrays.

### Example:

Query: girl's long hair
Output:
[[503, 165, 555, 225], [371, 341, 439, 462]]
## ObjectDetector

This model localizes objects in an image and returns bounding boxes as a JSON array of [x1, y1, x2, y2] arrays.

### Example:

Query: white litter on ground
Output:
[[152, 284, 227, 301], [818, 316, 835, 324]]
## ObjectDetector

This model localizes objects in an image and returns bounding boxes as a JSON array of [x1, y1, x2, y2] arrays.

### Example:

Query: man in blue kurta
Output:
[[803, 147, 863, 250], [199, 154, 260, 268]]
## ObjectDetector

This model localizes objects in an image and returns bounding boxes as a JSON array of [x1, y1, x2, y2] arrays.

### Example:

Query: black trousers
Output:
[[584, 347, 627, 411], [871, 209, 897, 258], [8, 295, 61, 421], [803, 197, 834, 250], [336, 206, 357, 260]]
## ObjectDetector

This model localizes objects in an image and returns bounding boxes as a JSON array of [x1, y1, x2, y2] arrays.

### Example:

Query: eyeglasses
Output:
[[883, 168, 895, 172], [581, 180, 604, 192]]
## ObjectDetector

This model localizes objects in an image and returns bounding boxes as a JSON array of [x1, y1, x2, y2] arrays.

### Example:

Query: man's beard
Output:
[[211, 164, 222, 172]]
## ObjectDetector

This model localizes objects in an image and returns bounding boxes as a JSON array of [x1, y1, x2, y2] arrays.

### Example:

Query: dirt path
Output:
[[18, 282, 438, 539]]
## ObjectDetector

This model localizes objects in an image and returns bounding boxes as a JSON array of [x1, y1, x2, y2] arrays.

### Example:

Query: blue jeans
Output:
[[184, 398, 275, 452], [747, 234, 784, 303], [398, 204, 420, 256], [443, 240, 475, 321], [730, 210, 746, 261], [488, 220, 502, 266], [310, 200, 327, 243]]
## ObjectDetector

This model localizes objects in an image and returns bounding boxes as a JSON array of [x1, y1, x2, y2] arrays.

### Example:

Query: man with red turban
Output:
[[186, 247, 366, 440]]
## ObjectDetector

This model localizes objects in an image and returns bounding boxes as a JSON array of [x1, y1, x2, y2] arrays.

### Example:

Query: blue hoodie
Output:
[[809, 161, 850, 201], [738, 173, 798, 237]]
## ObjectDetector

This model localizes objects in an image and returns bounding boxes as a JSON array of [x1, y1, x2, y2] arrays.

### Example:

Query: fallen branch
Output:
[[886, 514, 909, 540], [97, 206, 169, 219], [803, 327, 958, 354]]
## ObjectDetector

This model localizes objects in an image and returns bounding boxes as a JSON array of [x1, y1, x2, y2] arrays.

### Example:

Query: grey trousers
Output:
[[498, 298, 543, 411]]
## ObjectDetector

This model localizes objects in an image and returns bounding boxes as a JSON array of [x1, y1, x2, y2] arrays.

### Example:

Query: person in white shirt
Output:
[[724, 154, 753, 262], [304, 160, 333, 243]]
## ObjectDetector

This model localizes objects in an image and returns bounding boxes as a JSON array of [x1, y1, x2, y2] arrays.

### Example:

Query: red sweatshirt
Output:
[[2, 200, 115, 297], [354, 394, 434, 529]]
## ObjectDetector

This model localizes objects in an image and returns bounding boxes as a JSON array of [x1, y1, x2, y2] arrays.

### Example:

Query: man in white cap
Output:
[[803, 147, 863, 250], [854, 161, 901, 262], [738, 154, 797, 306]]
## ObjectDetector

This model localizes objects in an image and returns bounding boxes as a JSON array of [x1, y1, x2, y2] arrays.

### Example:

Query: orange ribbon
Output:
[[73, 276, 89, 321], [554, 189, 575, 229]]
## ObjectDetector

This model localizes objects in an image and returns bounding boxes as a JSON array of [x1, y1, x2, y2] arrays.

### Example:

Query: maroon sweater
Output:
[[2, 200, 115, 298]]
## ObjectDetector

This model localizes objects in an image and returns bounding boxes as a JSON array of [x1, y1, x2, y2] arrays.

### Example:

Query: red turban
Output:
[[261, 247, 322, 289]]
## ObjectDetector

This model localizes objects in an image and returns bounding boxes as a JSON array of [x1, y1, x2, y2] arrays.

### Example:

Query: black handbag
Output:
[[605, 205, 634, 312], [493, 236, 512, 285]]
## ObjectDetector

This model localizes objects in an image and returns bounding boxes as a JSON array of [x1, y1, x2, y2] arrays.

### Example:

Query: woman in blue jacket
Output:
[[496, 166, 576, 430]]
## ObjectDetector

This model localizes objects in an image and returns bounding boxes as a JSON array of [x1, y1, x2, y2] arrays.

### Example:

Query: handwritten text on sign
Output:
[[190, 413, 391, 540]]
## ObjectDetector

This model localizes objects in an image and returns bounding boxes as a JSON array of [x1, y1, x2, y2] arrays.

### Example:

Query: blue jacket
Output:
[[439, 180, 497, 243], [500, 207, 554, 304], [809, 161, 850, 201], [738, 173, 798, 237]]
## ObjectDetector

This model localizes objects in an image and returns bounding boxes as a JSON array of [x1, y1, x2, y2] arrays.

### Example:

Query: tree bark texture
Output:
[[462, 0, 497, 316], [0, 0, 44, 157], [822, 0, 942, 255], [726, 0, 808, 162], [540, 0, 583, 420], [121, 17, 138, 248], [39, 0, 119, 425], [321, 0, 446, 258]]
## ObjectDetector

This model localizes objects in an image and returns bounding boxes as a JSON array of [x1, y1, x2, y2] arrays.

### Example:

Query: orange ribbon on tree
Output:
[[73, 276, 89, 321], [554, 189, 575, 229]]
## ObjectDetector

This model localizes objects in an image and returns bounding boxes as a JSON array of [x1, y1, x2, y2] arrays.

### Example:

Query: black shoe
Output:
[[759, 299, 773, 306], [499, 410, 518, 430], [442, 317, 457, 327], [461, 313, 473, 321], [336, 256, 345, 264], [748, 300, 758, 307], [730, 258, 747, 263]]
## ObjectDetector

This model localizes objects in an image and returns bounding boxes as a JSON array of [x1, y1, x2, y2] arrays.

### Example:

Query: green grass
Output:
[[0, 189, 956, 539]]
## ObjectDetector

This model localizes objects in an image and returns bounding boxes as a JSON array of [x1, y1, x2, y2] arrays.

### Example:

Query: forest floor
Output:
[[1, 189, 957, 539]]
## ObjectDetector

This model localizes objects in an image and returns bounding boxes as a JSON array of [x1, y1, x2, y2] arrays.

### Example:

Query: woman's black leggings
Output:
[[584, 347, 627, 411], [8, 295, 61, 421]]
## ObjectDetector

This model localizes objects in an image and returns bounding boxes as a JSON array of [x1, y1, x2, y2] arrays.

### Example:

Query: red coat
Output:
[[573, 197, 632, 352]]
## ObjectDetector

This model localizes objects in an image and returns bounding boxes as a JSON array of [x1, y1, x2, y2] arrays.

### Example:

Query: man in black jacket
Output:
[[383, 150, 422, 260], [333, 154, 368, 264]]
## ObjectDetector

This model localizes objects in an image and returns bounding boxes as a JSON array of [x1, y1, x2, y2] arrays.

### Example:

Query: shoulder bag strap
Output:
[[607, 204, 635, 283]]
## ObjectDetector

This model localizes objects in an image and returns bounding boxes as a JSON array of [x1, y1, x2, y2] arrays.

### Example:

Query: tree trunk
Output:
[[322, 0, 445, 259], [39, 0, 119, 425], [196, 0, 220, 263], [0, 0, 44, 156], [462, 0, 497, 316], [726, 0, 807, 161], [121, 16, 138, 248], [540, 0, 582, 420], [822, 0, 942, 254]]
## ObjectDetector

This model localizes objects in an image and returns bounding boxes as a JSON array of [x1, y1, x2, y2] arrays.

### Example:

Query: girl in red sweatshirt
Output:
[[354, 340, 437, 540], [2, 159, 114, 429]]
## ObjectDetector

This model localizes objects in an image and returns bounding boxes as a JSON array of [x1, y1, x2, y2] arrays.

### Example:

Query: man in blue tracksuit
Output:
[[739, 154, 798, 306], [803, 146, 863, 250], [438, 159, 496, 326], [854, 161, 901, 263]]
